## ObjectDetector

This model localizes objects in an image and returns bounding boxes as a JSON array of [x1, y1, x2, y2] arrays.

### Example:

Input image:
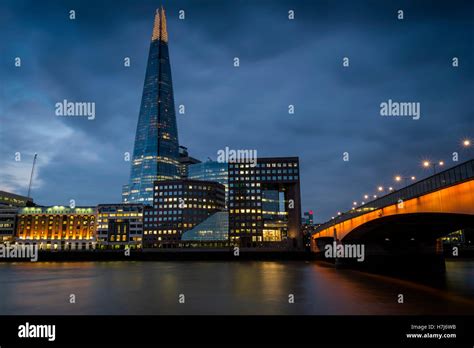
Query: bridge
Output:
[[311, 159, 474, 272]]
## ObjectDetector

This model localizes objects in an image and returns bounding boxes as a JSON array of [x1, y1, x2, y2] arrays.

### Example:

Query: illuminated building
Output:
[[0, 191, 35, 242], [96, 204, 144, 249], [188, 160, 229, 205], [0, 191, 34, 208], [143, 179, 225, 248], [15, 206, 96, 250], [123, 6, 180, 204], [228, 157, 302, 249], [0, 208, 18, 243]]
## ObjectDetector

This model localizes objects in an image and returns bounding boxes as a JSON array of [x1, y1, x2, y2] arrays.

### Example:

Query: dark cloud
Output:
[[0, 0, 472, 222]]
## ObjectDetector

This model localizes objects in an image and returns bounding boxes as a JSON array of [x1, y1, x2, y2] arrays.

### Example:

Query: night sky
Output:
[[0, 0, 472, 222]]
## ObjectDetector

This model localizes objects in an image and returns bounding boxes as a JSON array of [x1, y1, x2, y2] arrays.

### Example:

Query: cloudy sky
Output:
[[0, 0, 472, 221]]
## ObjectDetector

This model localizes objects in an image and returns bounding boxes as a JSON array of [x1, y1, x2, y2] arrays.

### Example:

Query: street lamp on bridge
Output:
[[423, 160, 444, 175], [394, 175, 416, 188]]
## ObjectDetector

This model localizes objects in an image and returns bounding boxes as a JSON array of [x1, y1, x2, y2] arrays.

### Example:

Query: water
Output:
[[0, 260, 473, 315]]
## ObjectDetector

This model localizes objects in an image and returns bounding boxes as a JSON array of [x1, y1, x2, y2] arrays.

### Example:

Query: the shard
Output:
[[123, 7, 180, 204]]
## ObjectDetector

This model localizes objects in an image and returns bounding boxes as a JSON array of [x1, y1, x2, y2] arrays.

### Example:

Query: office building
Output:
[[96, 204, 144, 249], [0, 191, 34, 242], [143, 179, 225, 248], [228, 157, 302, 249], [188, 160, 229, 205]]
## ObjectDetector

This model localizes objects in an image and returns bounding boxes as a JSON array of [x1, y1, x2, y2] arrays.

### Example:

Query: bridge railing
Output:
[[313, 159, 474, 234]]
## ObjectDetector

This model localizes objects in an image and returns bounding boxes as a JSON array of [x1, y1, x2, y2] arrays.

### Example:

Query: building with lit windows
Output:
[[0, 191, 35, 242], [0, 191, 33, 208], [96, 204, 144, 249], [15, 206, 96, 250], [228, 157, 302, 249], [123, 7, 180, 204], [188, 160, 229, 205], [143, 179, 225, 248]]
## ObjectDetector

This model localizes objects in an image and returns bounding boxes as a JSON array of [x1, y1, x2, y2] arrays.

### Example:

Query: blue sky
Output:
[[0, 0, 472, 221]]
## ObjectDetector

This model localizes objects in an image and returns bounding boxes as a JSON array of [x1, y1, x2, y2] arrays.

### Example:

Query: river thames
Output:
[[0, 260, 473, 315]]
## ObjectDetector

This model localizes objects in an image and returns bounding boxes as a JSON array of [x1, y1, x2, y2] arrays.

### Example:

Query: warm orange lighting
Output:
[[439, 161, 444, 166], [423, 161, 430, 167], [463, 139, 471, 147], [378, 186, 383, 192], [311, 179, 474, 247], [411, 176, 416, 180], [152, 7, 168, 42], [395, 176, 401, 182]]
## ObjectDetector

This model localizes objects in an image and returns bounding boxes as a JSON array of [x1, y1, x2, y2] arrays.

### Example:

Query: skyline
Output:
[[0, 0, 473, 221]]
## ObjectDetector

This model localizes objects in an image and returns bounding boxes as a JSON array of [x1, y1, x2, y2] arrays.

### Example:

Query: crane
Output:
[[27, 153, 37, 198]]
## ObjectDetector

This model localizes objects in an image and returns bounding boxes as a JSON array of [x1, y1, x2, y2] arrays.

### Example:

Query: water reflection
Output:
[[0, 260, 473, 315]]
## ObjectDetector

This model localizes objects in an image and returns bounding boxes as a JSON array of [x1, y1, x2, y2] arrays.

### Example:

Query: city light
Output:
[[422, 160, 445, 175], [463, 139, 471, 147], [395, 176, 401, 182], [388, 187, 393, 191], [377, 186, 383, 192], [364, 194, 369, 199], [353, 201, 357, 206]]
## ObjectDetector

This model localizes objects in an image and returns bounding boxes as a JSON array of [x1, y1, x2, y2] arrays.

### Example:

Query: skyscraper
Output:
[[123, 7, 180, 204]]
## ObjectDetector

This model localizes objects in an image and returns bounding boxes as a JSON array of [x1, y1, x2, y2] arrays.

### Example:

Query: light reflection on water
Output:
[[0, 260, 473, 315]]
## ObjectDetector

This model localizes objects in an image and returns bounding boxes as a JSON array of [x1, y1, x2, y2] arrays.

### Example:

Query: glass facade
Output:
[[188, 161, 229, 204], [181, 211, 229, 241], [123, 7, 180, 205]]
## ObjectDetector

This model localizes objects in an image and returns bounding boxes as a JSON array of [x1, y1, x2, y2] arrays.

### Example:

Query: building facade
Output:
[[0, 191, 34, 208], [123, 7, 180, 205], [143, 179, 226, 248], [0, 191, 34, 242], [188, 160, 229, 205], [15, 206, 96, 250], [181, 211, 229, 247], [96, 204, 143, 249], [228, 157, 302, 249]]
